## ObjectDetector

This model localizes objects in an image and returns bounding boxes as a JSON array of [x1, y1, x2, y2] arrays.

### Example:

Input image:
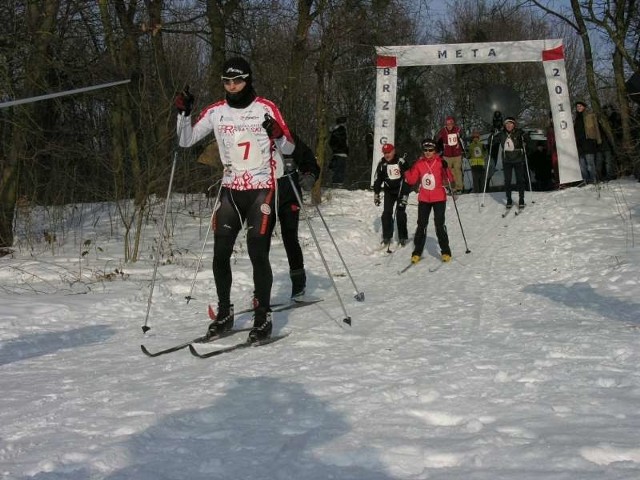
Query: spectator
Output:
[[328, 116, 348, 187]]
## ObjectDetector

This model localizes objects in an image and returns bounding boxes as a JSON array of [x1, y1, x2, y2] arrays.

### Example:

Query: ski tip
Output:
[[207, 304, 216, 321], [343, 317, 352, 326], [141, 325, 150, 334]]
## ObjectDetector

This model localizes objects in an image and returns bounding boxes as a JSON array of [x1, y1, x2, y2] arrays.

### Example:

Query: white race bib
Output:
[[504, 138, 515, 152], [473, 146, 482, 157], [386, 163, 401, 180], [421, 172, 436, 191], [447, 133, 458, 146], [230, 129, 262, 171]]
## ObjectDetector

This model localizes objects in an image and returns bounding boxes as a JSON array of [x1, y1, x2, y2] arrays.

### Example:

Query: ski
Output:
[[188, 333, 291, 358], [501, 207, 513, 218], [140, 328, 252, 357], [141, 298, 321, 357], [514, 205, 525, 216], [398, 261, 417, 274]]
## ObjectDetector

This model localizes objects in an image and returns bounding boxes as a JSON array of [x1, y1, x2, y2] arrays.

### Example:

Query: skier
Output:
[[467, 130, 486, 193], [492, 117, 529, 209], [278, 132, 320, 298], [175, 57, 294, 343], [403, 138, 454, 264], [435, 116, 465, 193], [372, 143, 411, 248]]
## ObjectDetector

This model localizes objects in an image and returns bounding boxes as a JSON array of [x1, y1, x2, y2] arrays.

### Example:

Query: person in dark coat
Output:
[[372, 143, 411, 247], [279, 132, 320, 298]]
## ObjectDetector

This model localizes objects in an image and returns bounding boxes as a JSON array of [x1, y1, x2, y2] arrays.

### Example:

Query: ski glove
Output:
[[175, 88, 194, 116], [441, 159, 449, 169], [374, 193, 381, 206], [399, 194, 408, 207], [299, 173, 316, 192], [262, 114, 284, 139]]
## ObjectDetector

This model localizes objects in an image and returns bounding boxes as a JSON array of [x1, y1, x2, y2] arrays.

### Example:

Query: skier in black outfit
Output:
[[279, 132, 320, 298], [372, 143, 411, 247], [492, 117, 529, 209]]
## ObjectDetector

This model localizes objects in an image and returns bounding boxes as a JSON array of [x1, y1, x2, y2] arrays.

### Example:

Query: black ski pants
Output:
[[412, 201, 451, 257], [381, 190, 408, 241], [503, 159, 526, 203], [212, 188, 275, 309]]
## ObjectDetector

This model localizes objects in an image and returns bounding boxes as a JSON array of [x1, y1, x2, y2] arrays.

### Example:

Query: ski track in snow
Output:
[[1, 180, 639, 479]]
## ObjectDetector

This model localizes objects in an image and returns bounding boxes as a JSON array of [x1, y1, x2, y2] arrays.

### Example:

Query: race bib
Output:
[[230, 129, 262, 170], [386, 163, 401, 180], [447, 133, 458, 146], [504, 138, 515, 152], [421, 172, 436, 191], [473, 146, 482, 157]]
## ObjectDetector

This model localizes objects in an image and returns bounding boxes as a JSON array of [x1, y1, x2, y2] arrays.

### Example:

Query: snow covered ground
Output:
[[1, 179, 639, 479]]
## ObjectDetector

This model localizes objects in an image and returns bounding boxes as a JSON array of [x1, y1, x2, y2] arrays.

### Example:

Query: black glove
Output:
[[175, 88, 194, 116], [374, 193, 381, 206], [262, 114, 284, 139], [299, 173, 316, 192], [442, 159, 449, 169], [399, 194, 408, 207]]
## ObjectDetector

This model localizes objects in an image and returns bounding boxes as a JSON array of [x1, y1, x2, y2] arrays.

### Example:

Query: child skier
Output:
[[403, 138, 454, 264], [372, 143, 411, 247]]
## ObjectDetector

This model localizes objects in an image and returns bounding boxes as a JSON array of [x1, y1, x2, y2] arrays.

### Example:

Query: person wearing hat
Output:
[[435, 116, 465, 193], [573, 100, 601, 183], [403, 138, 454, 264], [175, 56, 295, 343], [468, 130, 487, 193], [492, 117, 529, 209], [372, 143, 411, 248]]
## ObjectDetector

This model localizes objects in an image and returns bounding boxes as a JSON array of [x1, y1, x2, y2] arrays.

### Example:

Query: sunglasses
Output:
[[423, 147, 435, 152], [221, 74, 249, 85]]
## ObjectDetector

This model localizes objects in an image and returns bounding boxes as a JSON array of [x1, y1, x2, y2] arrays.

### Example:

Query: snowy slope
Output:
[[1, 180, 639, 480]]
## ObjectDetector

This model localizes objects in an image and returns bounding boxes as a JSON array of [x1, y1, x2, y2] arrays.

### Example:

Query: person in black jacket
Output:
[[372, 143, 411, 247], [279, 132, 320, 298], [492, 117, 529, 209], [328, 116, 349, 186]]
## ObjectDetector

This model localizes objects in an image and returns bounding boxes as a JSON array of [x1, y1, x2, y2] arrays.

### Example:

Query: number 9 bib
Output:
[[421, 172, 436, 191]]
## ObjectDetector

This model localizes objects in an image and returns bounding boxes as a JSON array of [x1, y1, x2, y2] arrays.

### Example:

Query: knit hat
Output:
[[575, 100, 587, 108], [421, 138, 437, 150], [222, 57, 252, 85], [504, 117, 516, 126], [445, 116, 455, 123], [472, 130, 480, 138], [382, 143, 395, 154]]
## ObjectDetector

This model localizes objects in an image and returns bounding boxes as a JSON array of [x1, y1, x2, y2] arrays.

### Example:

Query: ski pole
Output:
[[312, 203, 365, 302], [481, 133, 494, 207], [284, 172, 353, 325], [142, 134, 181, 333], [446, 177, 471, 254], [184, 180, 223, 303], [522, 139, 535, 204]]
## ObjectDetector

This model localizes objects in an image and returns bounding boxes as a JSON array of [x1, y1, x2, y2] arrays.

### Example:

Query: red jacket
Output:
[[404, 154, 453, 203], [436, 126, 464, 157]]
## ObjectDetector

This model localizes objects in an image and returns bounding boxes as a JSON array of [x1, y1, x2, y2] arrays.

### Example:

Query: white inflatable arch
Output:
[[373, 40, 581, 186]]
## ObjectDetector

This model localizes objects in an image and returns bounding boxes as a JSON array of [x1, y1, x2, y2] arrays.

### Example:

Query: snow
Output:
[[1, 179, 639, 479]]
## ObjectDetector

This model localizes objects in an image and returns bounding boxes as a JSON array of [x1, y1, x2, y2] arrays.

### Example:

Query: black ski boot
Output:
[[207, 304, 234, 338], [290, 268, 306, 299], [248, 307, 272, 343]]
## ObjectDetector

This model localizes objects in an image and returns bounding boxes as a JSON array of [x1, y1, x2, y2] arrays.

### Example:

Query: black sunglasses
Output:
[[423, 147, 435, 152]]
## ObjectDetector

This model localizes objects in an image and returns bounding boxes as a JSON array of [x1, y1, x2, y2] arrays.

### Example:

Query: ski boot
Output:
[[207, 304, 234, 338], [290, 268, 306, 300], [248, 307, 272, 343]]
